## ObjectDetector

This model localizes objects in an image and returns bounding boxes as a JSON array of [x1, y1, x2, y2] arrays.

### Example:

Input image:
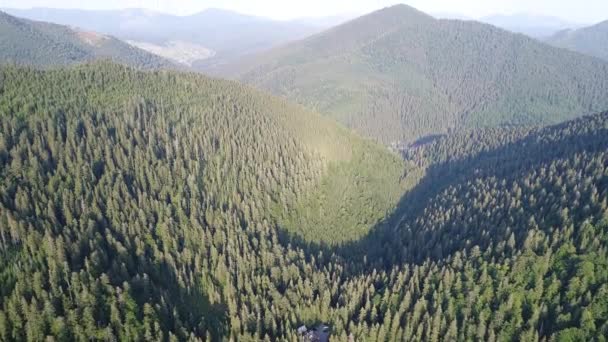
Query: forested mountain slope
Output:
[[1, 60, 607, 341], [236, 4, 608, 145], [0, 62, 409, 340], [547, 20, 608, 62], [347, 112, 608, 341], [376, 113, 608, 263], [0, 11, 175, 69]]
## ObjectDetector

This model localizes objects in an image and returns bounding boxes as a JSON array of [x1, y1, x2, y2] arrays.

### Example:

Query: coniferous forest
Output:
[[0, 62, 607, 341], [1, 3, 608, 342]]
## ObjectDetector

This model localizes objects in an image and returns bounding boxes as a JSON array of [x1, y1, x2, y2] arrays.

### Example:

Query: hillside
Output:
[[0, 11, 175, 69], [348, 112, 608, 341], [1, 62, 607, 340], [0, 62, 410, 340], [547, 20, 608, 61], [236, 4, 608, 145], [2, 7, 324, 70]]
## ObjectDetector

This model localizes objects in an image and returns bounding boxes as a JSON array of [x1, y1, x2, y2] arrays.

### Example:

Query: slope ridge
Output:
[[0, 11, 175, 69]]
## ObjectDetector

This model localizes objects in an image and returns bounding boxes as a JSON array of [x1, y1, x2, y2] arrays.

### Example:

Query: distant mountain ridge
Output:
[[2, 7, 329, 70], [234, 4, 608, 145], [546, 20, 608, 61], [0, 10, 175, 69], [479, 13, 582, 37]]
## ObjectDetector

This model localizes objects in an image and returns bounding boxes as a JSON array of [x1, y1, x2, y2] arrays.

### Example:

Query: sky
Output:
[[0, 0, 606, 24]]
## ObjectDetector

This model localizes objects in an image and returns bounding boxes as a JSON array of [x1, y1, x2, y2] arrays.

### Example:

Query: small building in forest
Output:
[[298, 324, 330, 342]]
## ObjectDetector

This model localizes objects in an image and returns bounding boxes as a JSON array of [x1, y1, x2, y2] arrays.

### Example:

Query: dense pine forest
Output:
[[0, 61, 607, 341], [0, 63, 408, 340], [235, 5, 608, 146]]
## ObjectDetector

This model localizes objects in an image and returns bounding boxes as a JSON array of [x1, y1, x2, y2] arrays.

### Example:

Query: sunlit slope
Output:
[[0, 63, 406, 246]]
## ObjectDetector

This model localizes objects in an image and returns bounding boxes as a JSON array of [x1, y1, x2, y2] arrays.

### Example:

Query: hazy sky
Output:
[[1, 0, 606, 24]]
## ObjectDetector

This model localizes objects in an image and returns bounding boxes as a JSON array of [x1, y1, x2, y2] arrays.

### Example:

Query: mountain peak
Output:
[[364, 3, 434, 22], [193, 8, 237, 16], [384, 3, 433, 15], [331, 3, 435, 34], [315, 2, 433, 42], [191, 8, 261, 20]]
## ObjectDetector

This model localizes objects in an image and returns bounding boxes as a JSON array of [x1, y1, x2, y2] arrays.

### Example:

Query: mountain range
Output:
[[1, 7, 331, 71], [479, 13, 582, 38]]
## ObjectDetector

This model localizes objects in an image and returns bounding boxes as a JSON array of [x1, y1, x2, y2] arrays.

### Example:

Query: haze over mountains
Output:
[[2, 7, 334, 71], [547, 20, 608, 62], [479, 13, 582, 38], [433, 12, 583, 38], [5, 5, 604, 71], [1, 2, 608, 341], [0, 10, 175, 69], [235, 4, 608, 145]]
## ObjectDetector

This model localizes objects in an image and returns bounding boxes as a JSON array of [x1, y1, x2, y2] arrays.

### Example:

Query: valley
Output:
[[0, 3, 607, 341]]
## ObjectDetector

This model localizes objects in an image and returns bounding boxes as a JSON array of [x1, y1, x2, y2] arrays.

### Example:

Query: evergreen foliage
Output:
[[0, 62, 607, 341]]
